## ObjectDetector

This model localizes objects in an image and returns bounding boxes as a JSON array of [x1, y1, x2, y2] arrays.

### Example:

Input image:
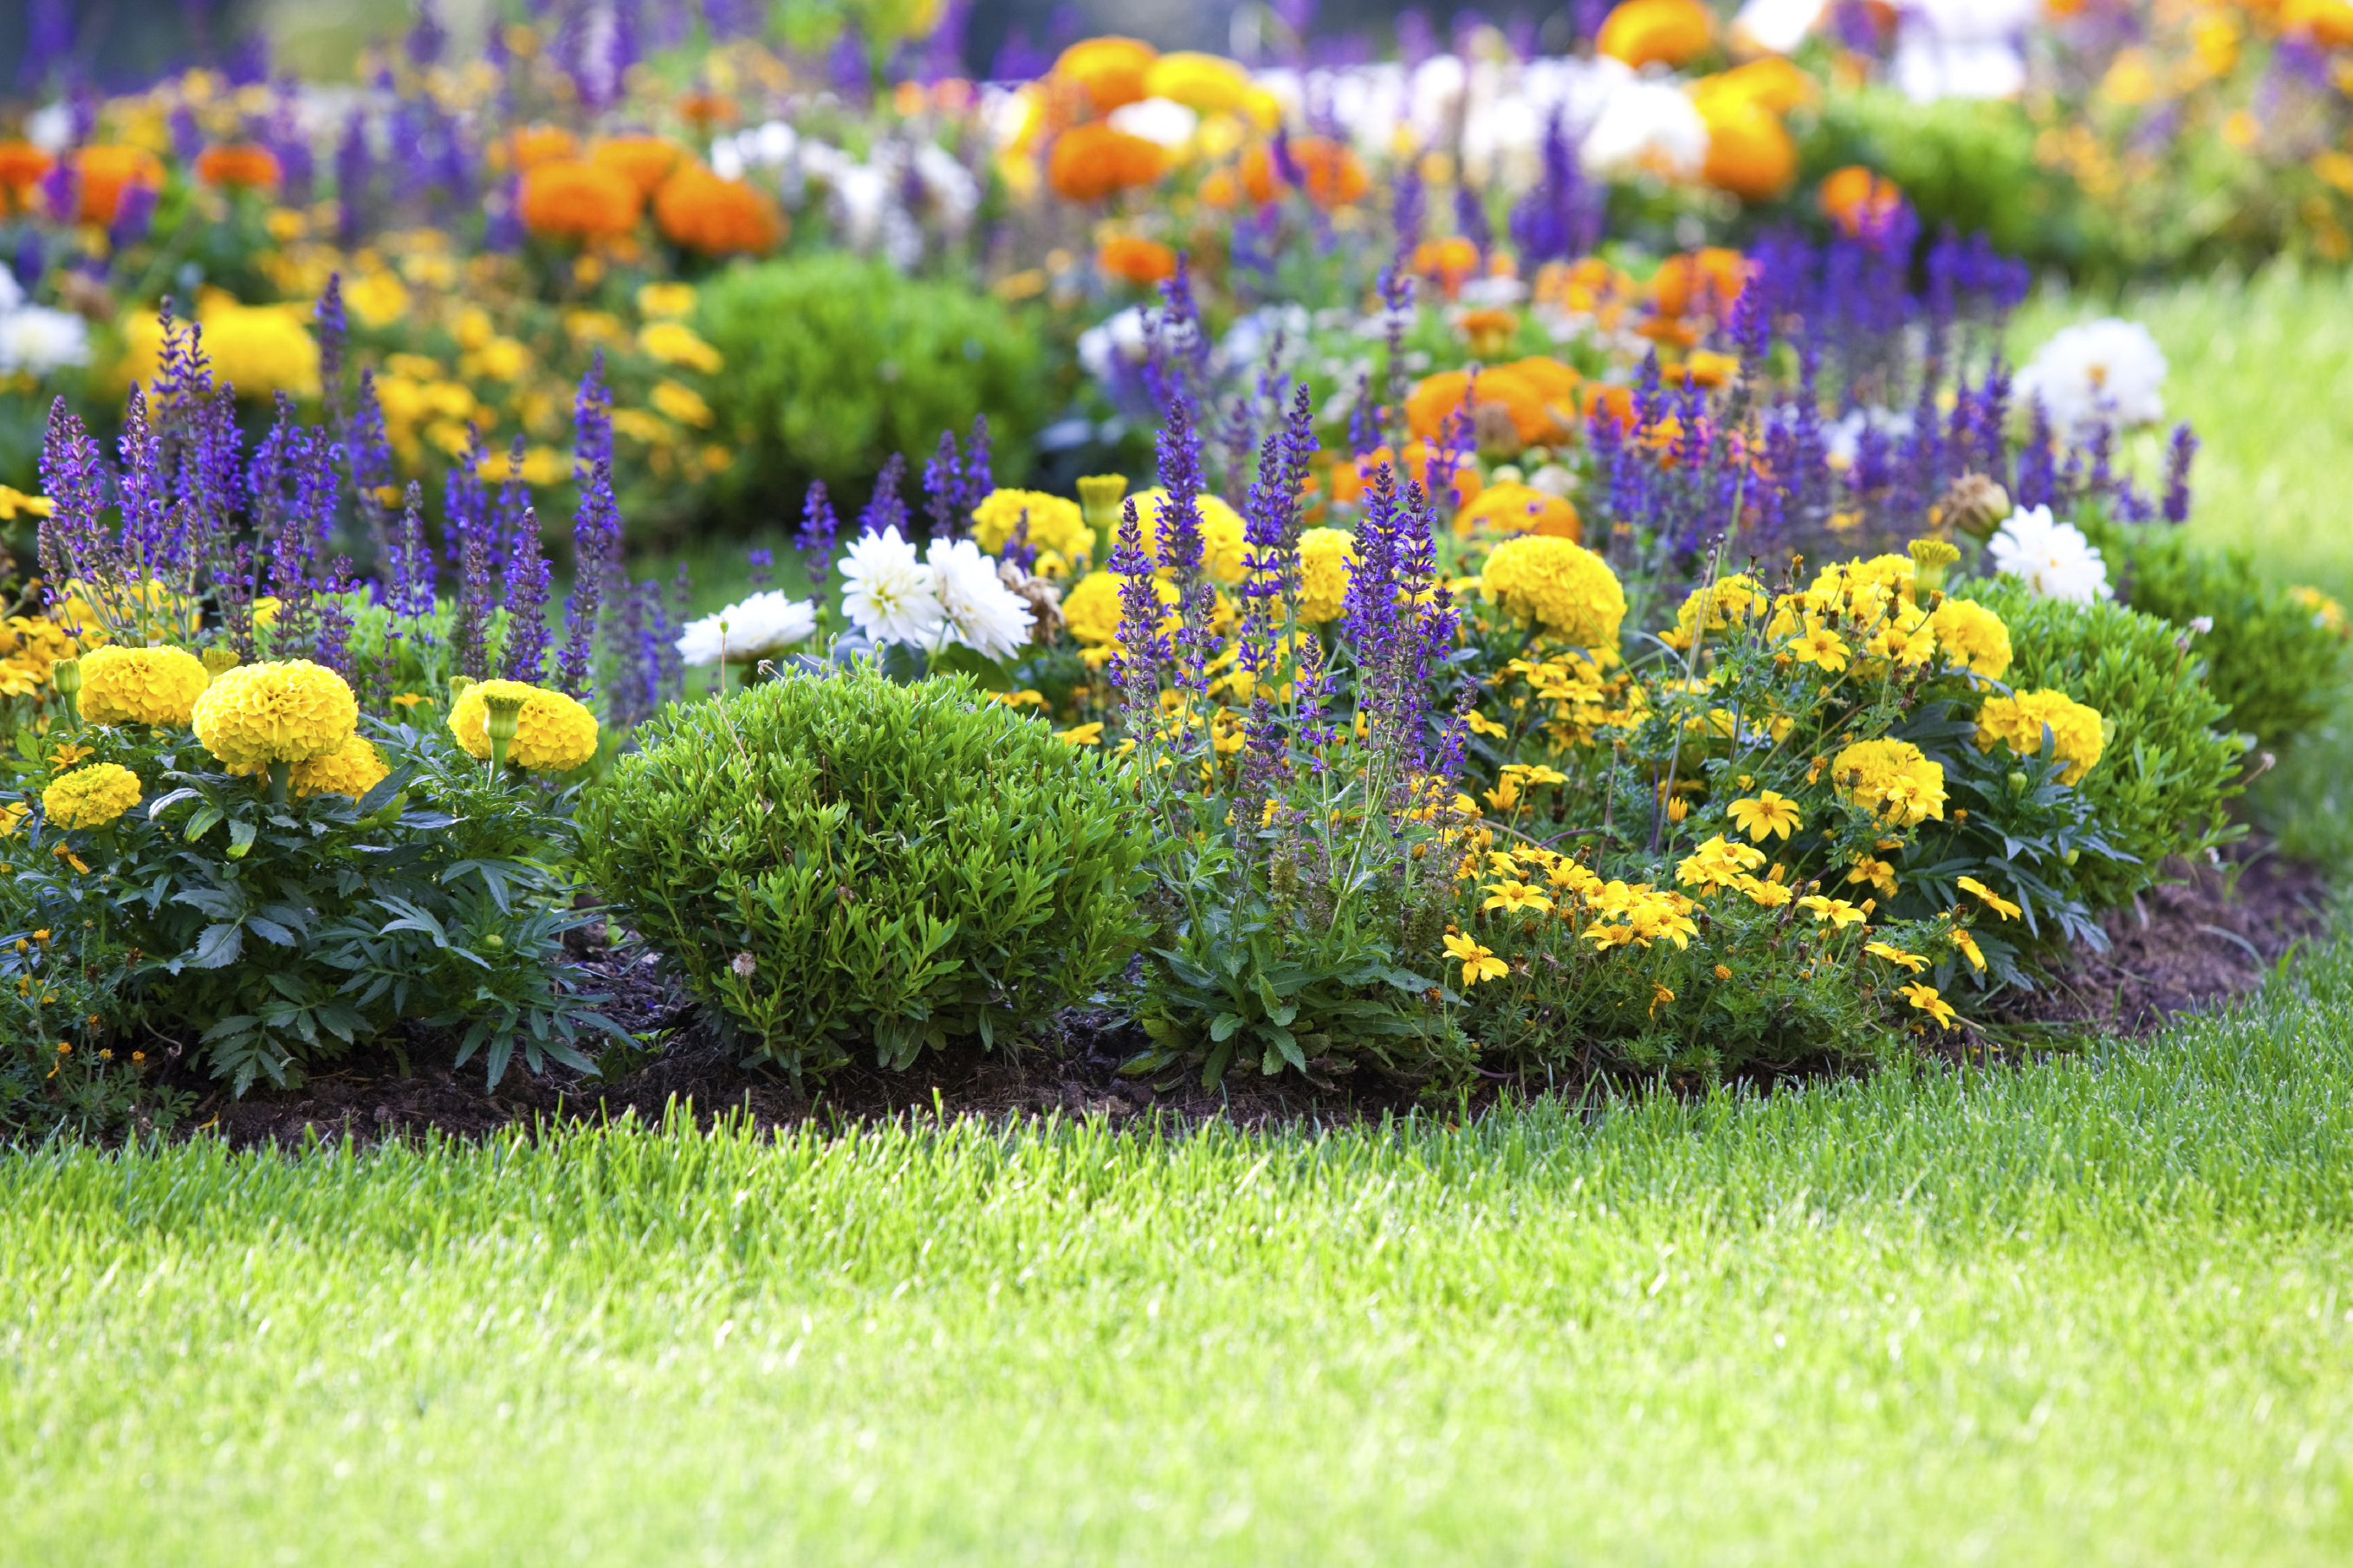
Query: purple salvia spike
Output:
[[922, 428, 963, 537], [501, 509, 554, 684], [858, 454, 909, 536], [797, 481, 841, 572], [2162, 424, 2199, 525], [314, 273, 348, 438]]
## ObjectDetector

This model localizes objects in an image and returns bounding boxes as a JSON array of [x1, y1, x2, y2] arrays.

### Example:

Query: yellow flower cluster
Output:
[[121, 297, 321, 400], [1060, 570, 1180, 656], [1672, 833, 1798, 908], [1480, 535, 1627, 647], [42, 763, 142, 830], [1470, 840, 1700, 951], [77, 645, 211, 727], [2291, 586, 2350, 640], [1133, 489, 1251, 581], [448, 680, 600, 773], [1927, 598, 2013, 679], [970, 489, 1096, 573], [0, 612, 94, 699], [1976, 688, 2106, 784], [1295, 528, 1357, 623], [191, 659, 359, 767], [1830, 738, 1947, 826], [1662, 572, 1767, 649]]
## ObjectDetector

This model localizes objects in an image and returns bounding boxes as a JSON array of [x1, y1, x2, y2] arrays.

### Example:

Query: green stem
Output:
[[267, 759, 290, 807]]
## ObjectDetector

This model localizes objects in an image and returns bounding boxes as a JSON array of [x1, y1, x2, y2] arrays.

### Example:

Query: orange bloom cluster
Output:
[[1098, 235, 1178, 283], [1239, 137, 1370, 207], [1650, 248, 1749, 320], [519, 159, 644, 243], [1048, 124, 1168, 202], [593, 136, 685, 197], [1405, 359, 1583, 448], [1410, 236, 1485, 299], [504, 125, 581, 171], [1819, 166, 1905, 236], [0, 141, 51, 215], [1597, 0, 1714, 68], [1054, 36, 1157, 112], [195, 143, 282, 191], [66, 146, 164, 225], [654, 165, 782, 256]]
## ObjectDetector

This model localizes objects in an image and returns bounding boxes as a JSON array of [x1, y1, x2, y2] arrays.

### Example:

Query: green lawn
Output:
[[6, 930, 2353, 1564]]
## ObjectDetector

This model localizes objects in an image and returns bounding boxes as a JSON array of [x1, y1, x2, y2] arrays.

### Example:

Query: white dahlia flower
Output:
[[1987, 505, 2111, 605], [924, 537, 1034, 661], [839, 526, 943, 646], [2013, 318, 2168, 433], [675, 590, 816, 666]]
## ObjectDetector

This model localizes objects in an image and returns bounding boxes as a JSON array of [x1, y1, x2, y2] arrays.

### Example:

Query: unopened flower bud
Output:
[[482, 692, 527, 746], [49, 658, 81, 697], [1905, 538, 1961, 593], [1937, 474, 2011, 541], [201, 647, 241, 677], [1076, 474, 1129, 551], [2006, 771, 2029, 794]]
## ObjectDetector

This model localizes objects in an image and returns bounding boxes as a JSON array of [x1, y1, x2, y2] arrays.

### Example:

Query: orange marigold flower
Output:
[[1456, 481, 1579, 541], [1047, 124, 1167, 202], [1819, 165, 1904, 236], [1097, 235, 1178, 284], [1054, 36, 1159, 113], [1597, 0, 1715, 68], [505, 124, 580, 171], [518, 159, 644, 243], [1239, 137, 1369, 207], [677, 89, 740, 128], [1404, 360, 1578, 447], [0, 141, 55, 214], [194, 142, 283, 191], [1650, 248, 1749, 319], [1695, 96, 1797, 203], [1410, 236, 1483, 300], [653, 165, 782, 256], [64, 146, 165, 226], [593, 136, 686, 198]]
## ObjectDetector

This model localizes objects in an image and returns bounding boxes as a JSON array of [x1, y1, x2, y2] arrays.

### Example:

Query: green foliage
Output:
[[1976, 577, 2246, 910], [698, 255, 1057, 515], [3, 721, 619, 1095], [1805, 87, 2058, 261], [580, 666, 1149, 1081], [0, 903, 193, 1139], [2088, 520, 2349, 754]]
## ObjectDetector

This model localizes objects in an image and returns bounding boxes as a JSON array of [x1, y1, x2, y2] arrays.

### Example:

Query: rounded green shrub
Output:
[[1976, 577, 2247, 910], [2088, 521, 2348, 755], [697, 255, 1058, 517], [578, 668, 1150, 1080]]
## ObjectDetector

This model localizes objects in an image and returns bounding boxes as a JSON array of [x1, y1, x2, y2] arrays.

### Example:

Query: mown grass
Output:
[[6, 928, 2353, 1564]]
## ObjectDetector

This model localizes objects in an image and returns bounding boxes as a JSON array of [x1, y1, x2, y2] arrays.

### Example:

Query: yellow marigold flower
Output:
[[1798, 893, 1866, 928], [1951, 927, 1987, 973], [1975, 688, 2105, 785], [1726, 790, 1802, 843], [42, 762, 141, 830], [1928, 597, 2013, 679], [0, 485, 53, 520], [1481, 879, 1552, 915], [76, 644, 211, 727], [191, 659, 358, 767], [121, 300, 321, 400], [0, 801, 24, 836], [638, 321, 723, 373], [447, 679, 600, 774], [1864, 940, 1928, 973], [1055, 722, 1105, 747], [1737, 874, 1792, 909], [1956, 876, 2021, 920], [1480, 535, 1626, 648], [1788, 619, 1850, 672], [1896, 982, 1959, 1029], [234, 735, 389, 800], [970, 489, 1095, 566], [649, 379, 715, 428], [1060, 569, 1177, 648], [1665, 572, 1766, 649], [637, 282, 697, 318], [1444, 931, 1509, 985], [1297, 528, 1357, 623], [1129, 489, 1249, 582], [1831, 739, 1947, 827]]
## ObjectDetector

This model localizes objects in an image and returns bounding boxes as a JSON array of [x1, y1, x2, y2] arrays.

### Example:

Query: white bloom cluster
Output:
[[0, 269, 90, 377], [675, 590, 818, 666], [839, 527, 1034, 661], [1987, 505, 2112, 604], [710, 120, 978, 271], [2014, 318, 2168, 435]]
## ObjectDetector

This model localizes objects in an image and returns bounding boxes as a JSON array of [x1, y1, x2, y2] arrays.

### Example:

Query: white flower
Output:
[[924, 538, 1034, 661], [1823, 405, 1915, 467], [1579, 69, 1708, 183], [675, 590, 816, 666], [0, 269, 21, 314], [1987, 505, 2112, 604], [1732, 0, 1828, 55], [1107, 96, 1200, 150], [0, 306, 92, 375], [2014, 318, 2168, 433], [839, 527, 943, 646]]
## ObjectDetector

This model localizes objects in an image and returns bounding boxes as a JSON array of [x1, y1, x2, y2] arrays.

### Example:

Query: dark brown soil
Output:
[[174, 837, 2332, 1150]]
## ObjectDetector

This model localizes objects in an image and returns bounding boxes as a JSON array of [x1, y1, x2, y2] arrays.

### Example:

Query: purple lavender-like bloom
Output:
[[347, 369, 394, 562], [443, 424, 488, 573], [1151, 395, 1217, 698], [746, 548, 775, 591], [963, 415, 995, 509], [2015, 397, 2058, 511], [859, 454, 909, 536], [574, 350, 613, 481], [12, 232, 43, 293], [922, 428, 963, 535], [1271, 125, 1305, 191], [797, 480, 841, 570], [335, 107, 372, 245], [484, 174, 525, 253], [386, 482, 437, 621], [1454, 183, 1491, 262], [169, 104, 203, 162], [559, 458, 623, 699], [1346, 370, 1380, 459], [36, 402, 112, 626], [314, 273, 347, 435], [451, 501, 497, 681], [502, 509, 554, 684], [407, 0, 447, 64], [19, 0, 73, 89], [1396, 6, 1436, 64], [1105, 496, 1170, 705], [1507, 107, 1596, 266], [107, 180, 159, 254], [1392, 156, 1424, 253], [1343, 463, 1402, 664], [2162, 423, 2199, 525]]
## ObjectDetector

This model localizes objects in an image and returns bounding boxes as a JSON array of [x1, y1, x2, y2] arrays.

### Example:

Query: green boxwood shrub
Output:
[[579, 668, 1149, 1081], [1977, 577, 2247, 910], [2089, 521, 2348, 755], [697, 256, 1058, 517]]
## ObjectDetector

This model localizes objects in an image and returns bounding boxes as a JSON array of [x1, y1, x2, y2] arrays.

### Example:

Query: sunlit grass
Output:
[[8, 930, 2353, 1564]]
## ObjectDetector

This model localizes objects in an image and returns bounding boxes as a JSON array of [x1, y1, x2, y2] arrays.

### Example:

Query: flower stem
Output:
[[267, 759, 290, 807]]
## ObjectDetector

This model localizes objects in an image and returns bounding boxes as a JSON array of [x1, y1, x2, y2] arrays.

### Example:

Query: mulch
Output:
[[166, 837, 2331, 1150]]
